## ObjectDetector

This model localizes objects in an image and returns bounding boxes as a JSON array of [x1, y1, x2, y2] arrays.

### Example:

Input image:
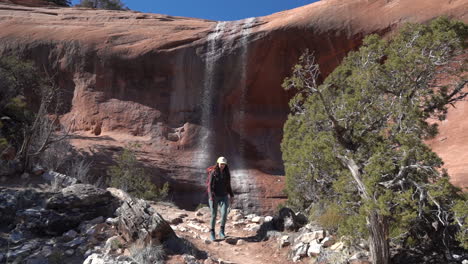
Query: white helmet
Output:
[[217, 156, 227, 164]]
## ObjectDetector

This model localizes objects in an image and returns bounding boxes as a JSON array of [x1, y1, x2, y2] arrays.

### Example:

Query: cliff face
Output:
[[0, 0, 466, 213]]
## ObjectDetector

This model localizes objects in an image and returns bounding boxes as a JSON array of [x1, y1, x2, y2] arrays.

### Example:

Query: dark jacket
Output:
[[207, 165, 234, 200]]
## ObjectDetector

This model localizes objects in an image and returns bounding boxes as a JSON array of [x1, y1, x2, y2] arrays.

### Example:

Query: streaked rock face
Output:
[[0, 0, 466, 213]]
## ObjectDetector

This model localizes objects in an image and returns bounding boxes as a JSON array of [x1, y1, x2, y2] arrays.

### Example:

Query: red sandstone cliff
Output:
[[0, 0, 466, 213]]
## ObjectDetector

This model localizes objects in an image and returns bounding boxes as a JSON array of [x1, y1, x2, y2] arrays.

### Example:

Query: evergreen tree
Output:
[[45, 0, 71, 6], [108, 144, 169, 201], [282, 17, 467, 263], [79, 0, 127, 10]]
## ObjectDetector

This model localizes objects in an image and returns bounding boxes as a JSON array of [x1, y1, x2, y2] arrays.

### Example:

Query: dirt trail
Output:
[[153, 203, 293, 264]]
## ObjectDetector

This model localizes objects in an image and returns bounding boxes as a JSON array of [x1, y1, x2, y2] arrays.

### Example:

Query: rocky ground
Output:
[[0, 169, 373, 264]]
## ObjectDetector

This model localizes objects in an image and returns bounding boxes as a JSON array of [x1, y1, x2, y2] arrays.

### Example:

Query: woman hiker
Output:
[[206, 156, 234, 240]]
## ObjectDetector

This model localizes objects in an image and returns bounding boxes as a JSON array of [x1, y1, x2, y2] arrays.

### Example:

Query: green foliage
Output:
[[78, 0, 127, 10], [452, 194, 468, 249], [282, 17, 467, 256], [108, 144, 169, 201], [0, 56, 43, 153]]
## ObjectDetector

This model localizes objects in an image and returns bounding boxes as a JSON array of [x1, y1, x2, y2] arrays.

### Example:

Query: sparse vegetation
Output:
[[130, 242, 165, 264], [108, 144, 169, 201], [78, 0, 127, 10]]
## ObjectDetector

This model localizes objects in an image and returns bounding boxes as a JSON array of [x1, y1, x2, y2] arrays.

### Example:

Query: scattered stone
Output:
[[183, 254, 197, 264], [88, 216, 105, 225], [292, 242, 309, 261], [236, 239, 244, 246], [232, 214, 243, 221], [196, 207, 210, 217], [224, 238, 237, 245], [63, 229, 78, 240], [462, 260, 468, 264], [65, 249, 75, 256], [330, 241, 345, 251], [106, 217, 119, 226], [64, 237, 86, 248], [243, 223, 260, 232], [279, 235, 290, 247], [21, 172, 30, 179], [245, 214, 257, 220], [349, 252, 368, 262], [204, 239, 212, 244], [170, 217, 183, 225], [32, 165, 45, 176], [41, 246, 53, 258], [272, 207, 304, 232], [105, 236, 122, 251], [251, 216, 263, 223], [321, 236, 335, 247], [83, 253, 138, 264], [264, 216, 273, 222], [307, 240, 322, 257]]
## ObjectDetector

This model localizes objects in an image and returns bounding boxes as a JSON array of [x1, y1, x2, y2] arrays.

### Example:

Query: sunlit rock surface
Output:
[[0, 0, 466, 213]]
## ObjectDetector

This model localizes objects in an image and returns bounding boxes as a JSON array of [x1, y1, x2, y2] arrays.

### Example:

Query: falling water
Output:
[[195, 21, 227, 168], [231, 17, 257, 213], [238, 17, 256, 165]]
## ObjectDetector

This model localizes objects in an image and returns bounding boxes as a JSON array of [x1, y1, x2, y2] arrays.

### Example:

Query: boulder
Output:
[[272, 207, 304, 232], [108, 188, 176, 244], [307, 240, 322, 257], [46, 184, 120, 218], [83, 253, 138, 264]]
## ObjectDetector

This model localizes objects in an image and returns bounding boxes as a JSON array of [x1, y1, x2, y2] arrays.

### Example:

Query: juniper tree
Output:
[[282, 17, 467, 263]]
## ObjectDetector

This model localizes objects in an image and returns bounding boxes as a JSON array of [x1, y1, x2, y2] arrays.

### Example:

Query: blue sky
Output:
[[71, 0, 320, 21]]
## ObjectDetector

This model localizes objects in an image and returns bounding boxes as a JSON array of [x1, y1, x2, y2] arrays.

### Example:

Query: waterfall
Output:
[[238, 17, 256, 165], [195, 21, 227, 169], [231, 17, 257, 213]]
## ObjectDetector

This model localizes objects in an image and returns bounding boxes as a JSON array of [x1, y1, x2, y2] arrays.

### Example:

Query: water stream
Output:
[[195, 21, 227, 169]]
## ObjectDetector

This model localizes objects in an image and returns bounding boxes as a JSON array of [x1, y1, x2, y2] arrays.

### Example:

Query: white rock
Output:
[[279, 235, 290, 247], [297, 232, 317, 244], [313, 230, 326, 240], [105, 236, 121, 251], [236, 239, 244, 245], [349, 252, 367, 261], [321, 236, 335, 247], [264, 216, 273, 222], [63, 229, 78, 239], [65, 249, 75, 256], [105, 217, 119, 226], [232, 214, 244, 221], [462, 260, 468, 264], [307, 240, 322, 257], [251, 216, 264, 223], [246, 214, 257, 220], [330, 241, 345, 251]]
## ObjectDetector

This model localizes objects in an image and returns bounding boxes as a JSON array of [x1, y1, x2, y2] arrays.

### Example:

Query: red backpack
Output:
[[205, 165, 216, 199]]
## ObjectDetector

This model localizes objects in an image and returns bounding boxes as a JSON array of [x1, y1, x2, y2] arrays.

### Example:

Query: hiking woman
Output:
[[207, 156, 234, 240]]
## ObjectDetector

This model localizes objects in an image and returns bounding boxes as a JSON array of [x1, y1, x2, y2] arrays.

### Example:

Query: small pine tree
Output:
[[79, 0, 127, 10], [108, 144, 169, 201]]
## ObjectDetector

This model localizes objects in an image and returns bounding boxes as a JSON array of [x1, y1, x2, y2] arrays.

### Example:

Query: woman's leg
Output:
[[219, 196, 229, 238], [209, 197, 218, 240]]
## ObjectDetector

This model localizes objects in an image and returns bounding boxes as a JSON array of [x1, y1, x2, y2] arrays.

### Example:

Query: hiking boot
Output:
[[210, 229, 216, 241], [219, 226, 226, 239]]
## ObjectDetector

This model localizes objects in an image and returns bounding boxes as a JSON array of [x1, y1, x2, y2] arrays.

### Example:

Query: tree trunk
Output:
[[368, 210, 390, 264]]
